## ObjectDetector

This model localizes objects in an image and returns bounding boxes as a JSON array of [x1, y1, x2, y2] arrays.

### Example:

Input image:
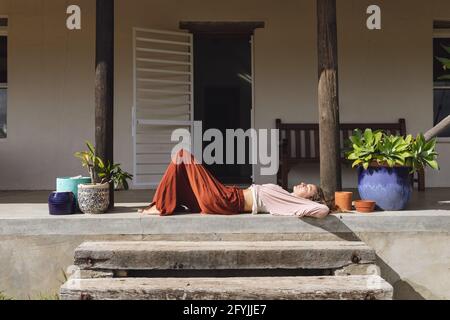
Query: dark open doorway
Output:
[[194, 34, 253, 185]]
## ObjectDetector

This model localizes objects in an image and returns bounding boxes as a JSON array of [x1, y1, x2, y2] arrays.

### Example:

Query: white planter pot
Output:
[[78, 183, 110, 214]]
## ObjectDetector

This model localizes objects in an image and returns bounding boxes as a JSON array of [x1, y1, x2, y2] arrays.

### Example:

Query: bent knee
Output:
[[172, 149, 196, 164]]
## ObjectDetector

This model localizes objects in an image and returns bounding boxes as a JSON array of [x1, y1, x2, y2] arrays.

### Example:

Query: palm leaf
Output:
[[97, 157, 105, 169], [438, 74, 450, 80], [436, 57, 450, 69], [441, 44, 450, 55], [425, 159, 439, 170], [86, 141, 96, 155]]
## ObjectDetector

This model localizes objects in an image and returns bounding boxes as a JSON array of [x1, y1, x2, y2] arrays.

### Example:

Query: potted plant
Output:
[[74, 142, 110, 214], [346, 129, 439, 211]]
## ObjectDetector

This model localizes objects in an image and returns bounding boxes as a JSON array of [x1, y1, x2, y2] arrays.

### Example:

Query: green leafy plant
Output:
[[346, 129, 383, 170], [97, 159, 119, 185], [111, 167, 134, 191], [376, 134, 412, 168], [346, 129, 439, 172], [436, 44, 450, 81], [74, 141, 102, 184], [98, 160, 133, 191], [75, 141, 133, 189], [407, 134, 439, 172]]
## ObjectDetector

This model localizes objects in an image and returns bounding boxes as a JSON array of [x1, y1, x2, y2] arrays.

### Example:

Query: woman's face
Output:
[[293, 182, 319, 200]]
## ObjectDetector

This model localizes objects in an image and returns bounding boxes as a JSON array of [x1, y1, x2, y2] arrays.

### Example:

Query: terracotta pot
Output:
[[354, 200, 376, 213], [335, 192, 353, 211]]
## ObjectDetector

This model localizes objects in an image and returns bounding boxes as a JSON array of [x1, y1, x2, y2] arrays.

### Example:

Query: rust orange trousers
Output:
[[150, 149, 245, 215]]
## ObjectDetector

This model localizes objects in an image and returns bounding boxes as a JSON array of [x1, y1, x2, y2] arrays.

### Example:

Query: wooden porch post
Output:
[[95, 0, 114, 208], [317, 0, 342, 201]]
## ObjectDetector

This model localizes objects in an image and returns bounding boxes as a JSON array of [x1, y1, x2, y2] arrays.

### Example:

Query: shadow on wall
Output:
[[376, 258, 427, 300], [303, 215, 426, 300]]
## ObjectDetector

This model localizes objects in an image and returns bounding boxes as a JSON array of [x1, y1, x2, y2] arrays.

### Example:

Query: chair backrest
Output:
[[276, 118, 406, 161]]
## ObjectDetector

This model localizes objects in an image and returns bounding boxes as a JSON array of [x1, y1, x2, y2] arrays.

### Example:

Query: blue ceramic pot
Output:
[[48, 192, 76, 215], [358, 166, 413, 211]]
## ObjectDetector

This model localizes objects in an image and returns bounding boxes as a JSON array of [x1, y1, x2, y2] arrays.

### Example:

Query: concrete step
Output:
[[74, 241, 376, 273], [60, 276, 394, 300]]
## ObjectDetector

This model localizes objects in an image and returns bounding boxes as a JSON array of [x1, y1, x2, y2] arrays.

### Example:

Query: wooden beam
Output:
[[95, 0, 114, 208], [179, 21, 265, 35], [434, 21, 450, 29], [317, 0, 342, 201], [425, 115, 450, 141]]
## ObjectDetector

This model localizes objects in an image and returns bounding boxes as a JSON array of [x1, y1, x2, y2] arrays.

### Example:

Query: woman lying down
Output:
[[139, 150, 330, 219]]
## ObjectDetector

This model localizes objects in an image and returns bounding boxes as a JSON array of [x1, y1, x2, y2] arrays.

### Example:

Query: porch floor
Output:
[[0, 189, 449, 239]]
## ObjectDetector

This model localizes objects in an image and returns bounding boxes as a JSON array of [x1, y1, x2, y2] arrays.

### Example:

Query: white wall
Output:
[[0, 0, 449, 190], [0, 0, 95, 190]]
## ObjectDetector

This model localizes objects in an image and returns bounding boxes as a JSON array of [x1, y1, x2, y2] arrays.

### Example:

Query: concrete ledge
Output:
[[0, 204, 449, 237]]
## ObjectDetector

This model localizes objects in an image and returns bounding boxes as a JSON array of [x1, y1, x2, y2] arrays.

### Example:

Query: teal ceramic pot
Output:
[[57, 177, 92, 209]]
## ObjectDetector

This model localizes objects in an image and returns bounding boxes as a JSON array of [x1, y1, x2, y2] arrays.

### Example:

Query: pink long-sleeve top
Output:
[[250, 184, 330, 218]]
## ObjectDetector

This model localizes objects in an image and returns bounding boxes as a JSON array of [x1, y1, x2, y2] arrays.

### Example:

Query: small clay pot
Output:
[[335, 192, 353, 211], [354, 200, 376, 213]]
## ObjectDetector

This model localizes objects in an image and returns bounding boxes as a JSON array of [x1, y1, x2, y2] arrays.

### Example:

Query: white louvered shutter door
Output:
[[132, 28, 194, 188]]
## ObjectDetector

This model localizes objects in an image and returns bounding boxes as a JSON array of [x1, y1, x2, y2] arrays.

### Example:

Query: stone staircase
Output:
[[60, 241, 393, 300]]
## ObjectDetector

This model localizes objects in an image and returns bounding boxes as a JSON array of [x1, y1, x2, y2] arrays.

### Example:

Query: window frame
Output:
[[0, 15, 7, 141], [433, 28, 450, 143]]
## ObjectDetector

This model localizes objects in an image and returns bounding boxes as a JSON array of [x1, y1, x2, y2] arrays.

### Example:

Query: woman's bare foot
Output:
[[138, 204, 161, 215]]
